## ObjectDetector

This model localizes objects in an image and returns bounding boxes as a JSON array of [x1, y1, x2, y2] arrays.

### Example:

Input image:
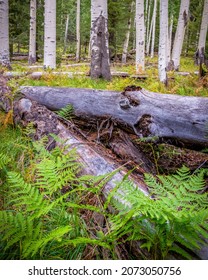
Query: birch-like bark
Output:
[[145, 0, 151, 48], [197, 0, 208, 63], [146, 9, 153, 56], [171, 0, 190, 70], [122, 1, 134, 64], [90, 0, 111, 80], [28, 0, 37, 65], [0, 0, 10, 67], [43, 0, 56, 69], [136, 0, 145, 73], [158, 0, 168, 84], [64, 15, 69, 54], [167, 13, 173, 61], [150, 0, 157, 58], [76, 0, 81, 62]]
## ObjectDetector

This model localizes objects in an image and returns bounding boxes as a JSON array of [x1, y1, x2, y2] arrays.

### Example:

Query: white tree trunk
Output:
[[90, 0, 111, 80], [158, 0, 168, 84], [171, 0, 190, 70], [64, 14, 69, 54], [122, 1, 134, 64], [197, 0, 208, 60], [150, 0, 157, 58], [167, 13, 173, 61], [76, 0, 81, 62], [136, 0, 145, 73], [0, 0, 10, 67], [145, 0, 151, 48], [28, 0, 37, 65], [146, 8, 153, 56], [43, 0, 56, 69]]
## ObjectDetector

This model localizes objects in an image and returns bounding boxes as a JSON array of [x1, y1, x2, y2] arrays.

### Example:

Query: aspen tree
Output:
[[76, 0, 81, 62], [197, 0, 208, 63], [158, 0, 168, 84], [0, 0, 10, 67], [43, 0, 56, 69], [90, 0, 111, 80], [122, 1, 134, 64], [172, 0, 190, 70], [28, 0, 37, 65], [136, 0, 145, 73]]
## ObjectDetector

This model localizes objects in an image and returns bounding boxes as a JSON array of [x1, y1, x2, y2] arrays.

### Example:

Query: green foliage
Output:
[[1, 124, 208, 260], [0, 134, 106, 259], [108, 166, 208, 259], [57, 104, 74, 120]]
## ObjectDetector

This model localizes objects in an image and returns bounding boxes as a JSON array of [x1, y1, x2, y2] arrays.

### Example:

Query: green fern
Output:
[[57, 104, 74, 120], [108, 166, 208, 259], [0, 152, 10, 170], [0, 138, 111, 259]]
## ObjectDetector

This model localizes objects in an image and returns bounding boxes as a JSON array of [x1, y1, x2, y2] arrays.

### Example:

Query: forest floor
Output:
[[6, 56, 208, 96], [0, 56, 208, 260]]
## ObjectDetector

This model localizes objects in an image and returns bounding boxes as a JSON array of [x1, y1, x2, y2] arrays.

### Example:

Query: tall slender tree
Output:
[[136, 0, 145, 73], [171, 0, 190, 70], [197, 0, 208, 63], [28, 0, 37, 65], [76, 0, 81, 62], [158, 0, 168, 84], [150, 0, 157, 58], [0, 0, 10, 67], [63, 14, 69, 54], [145, 0, 151, 51], [43, 0, 56, 69], [122, 1, 134, 64], [167, 13, 173, 62], [90, 0, 111, 80]]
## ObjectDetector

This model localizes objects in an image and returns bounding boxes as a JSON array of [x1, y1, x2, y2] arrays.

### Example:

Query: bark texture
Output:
[[76, 0, 81, 62], [19, 86, 208, 148], [90, 0, 111, 80], [44, 0, 56, 69], [171, 0, 190, 71], [158, 0, 168, 83], [28, 0, 37, 65], [196, 0, 208, 64], [122, 1, 134, 64], [0, 0, 10, 67], [136, 0, 145, 73], [64, 15, 69, 54], [150, 0, 157, 58]]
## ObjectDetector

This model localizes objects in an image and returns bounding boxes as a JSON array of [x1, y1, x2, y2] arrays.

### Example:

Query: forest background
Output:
[[0, 0, 208, 261]]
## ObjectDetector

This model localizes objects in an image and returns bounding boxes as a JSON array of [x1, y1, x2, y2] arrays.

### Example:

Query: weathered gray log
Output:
[[1, 74, 208, 259], [14, 98, 149, 197], [20, 86, 208, 147]]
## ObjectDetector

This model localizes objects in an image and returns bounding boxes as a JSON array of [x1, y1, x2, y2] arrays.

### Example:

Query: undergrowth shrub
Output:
[[108, 166, 208, 259], [0, 132, 109, 259], [0, 123, 208, 260]]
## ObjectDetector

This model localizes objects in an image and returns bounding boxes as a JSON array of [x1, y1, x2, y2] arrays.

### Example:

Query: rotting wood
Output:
[[1, 73, 208, 259], [0, 73, 150, 194], [13, 98, 149, 197], [19, 85, 208, 148]]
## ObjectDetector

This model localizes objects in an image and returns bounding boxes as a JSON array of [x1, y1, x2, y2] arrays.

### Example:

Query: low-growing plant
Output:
[[1, 123, 208, 260], [108, 166, 208, 259], [0, 136, 110, 259]]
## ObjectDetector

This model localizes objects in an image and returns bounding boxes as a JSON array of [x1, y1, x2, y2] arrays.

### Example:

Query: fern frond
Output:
[[0, 152, 10, 169], [22, 226, 72, 258], [108, 166, 208, 259], [57, 104, 74, 120]]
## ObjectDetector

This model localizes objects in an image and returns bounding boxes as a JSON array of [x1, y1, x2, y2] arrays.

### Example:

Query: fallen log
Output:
[[20, 86, 208, 148], [13, 98, 149, 197], [1, 74, 208, 259]]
